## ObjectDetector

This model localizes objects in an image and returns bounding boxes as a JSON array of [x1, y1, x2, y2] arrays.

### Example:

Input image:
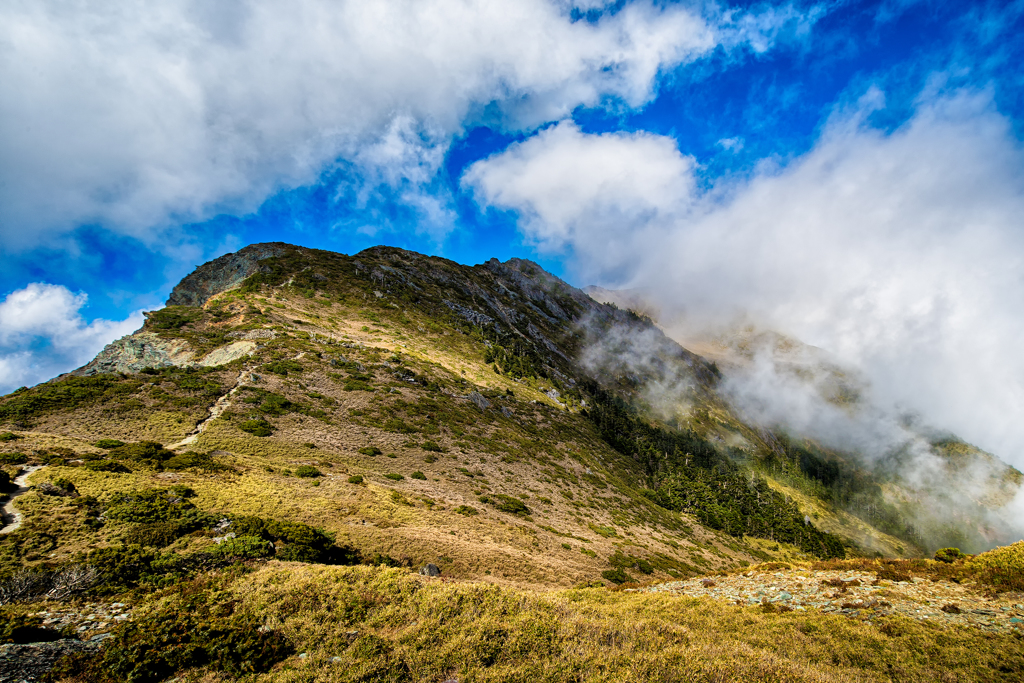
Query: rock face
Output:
[[197, 341, 257, 367], [73, 334, 255, 376], [73, 332, 195, 376], [166, 242, 286, 307]]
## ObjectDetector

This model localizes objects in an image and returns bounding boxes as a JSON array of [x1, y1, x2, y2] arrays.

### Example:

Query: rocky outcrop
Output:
[[166, 242, 287, 307], [197, 341, 257, 367], [73, 331, 195, 376], [73, 333, 256, 376]]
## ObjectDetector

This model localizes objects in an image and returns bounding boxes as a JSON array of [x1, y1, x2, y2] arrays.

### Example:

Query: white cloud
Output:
[[464, 89, 1024, 471], [0, 0, 746, 247], [0, 283, 143, 393]]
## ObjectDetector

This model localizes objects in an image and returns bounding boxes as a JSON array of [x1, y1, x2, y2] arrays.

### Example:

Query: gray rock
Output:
[[167, 242, 286, 307], [419, 563, 441, 577], [468, 392, 490, 411]]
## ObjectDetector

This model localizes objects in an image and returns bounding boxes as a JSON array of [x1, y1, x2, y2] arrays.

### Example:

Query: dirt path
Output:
[[638, 568, 1024, 634], [167, 370, 248, 451], [0, 465, 44, 534]]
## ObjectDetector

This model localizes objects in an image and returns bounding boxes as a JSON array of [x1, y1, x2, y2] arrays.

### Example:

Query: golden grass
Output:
[[191, 561, 1024, 682]]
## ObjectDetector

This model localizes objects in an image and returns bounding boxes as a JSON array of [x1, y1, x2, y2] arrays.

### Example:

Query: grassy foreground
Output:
[[51, 561, 1024, 683]]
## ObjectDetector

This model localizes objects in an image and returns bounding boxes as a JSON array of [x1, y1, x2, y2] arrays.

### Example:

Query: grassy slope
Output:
[[2, 244, 1022, 681]]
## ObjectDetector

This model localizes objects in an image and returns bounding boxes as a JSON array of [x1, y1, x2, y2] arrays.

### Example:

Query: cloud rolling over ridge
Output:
[[465, 89, 1024, 471]]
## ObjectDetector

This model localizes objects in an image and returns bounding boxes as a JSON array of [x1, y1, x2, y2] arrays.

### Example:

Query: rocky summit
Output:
[[0, 243, 1022, 682]]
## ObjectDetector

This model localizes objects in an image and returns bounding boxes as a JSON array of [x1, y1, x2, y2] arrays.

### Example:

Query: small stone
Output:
[[299, 652, 309, 660], [419, 563, 441, 577], [332, 656, 343, 663]]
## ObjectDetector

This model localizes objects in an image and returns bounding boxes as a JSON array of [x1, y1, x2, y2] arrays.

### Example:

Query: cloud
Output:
[[0, 0, 754, 247], [465, 88, 1024, 473], [0, 283, 143, 394]]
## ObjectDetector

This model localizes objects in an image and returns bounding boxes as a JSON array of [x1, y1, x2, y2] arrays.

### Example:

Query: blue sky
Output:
[[1, 0, 1024, 466]]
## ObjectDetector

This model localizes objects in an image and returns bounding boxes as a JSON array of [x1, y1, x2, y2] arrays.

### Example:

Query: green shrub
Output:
[[226, 515, 358, 565], [123, 522, 185, 548], [213, 535, 274, 560], [424, 453, 437, 463], [343, 380, 373, 392], [0, 453, 27, 465], [934, 547, 966, 563], [95, 439, 125, 449], [0, 432, 23, 442], [163, 451, 231, 473], [294, 465, 322, 478], [358, 446, 382, 456], [421, 440, 443, 452], [264, 360, 304, 376], [410, 471, 427, 480], [454, 505, 478, 516], [50, 477, 77, 495], [84, 460, 132, 473], [107, 441, 176, 469], [347, 475, 364, 484], [48, 584, 293, 682], [384, 418, 416, 433], [239, 419, 274, 437], [146, 306, 200, 330], [385, 473, 404, 481], [480, 494, 529, 515], [602, 567, 631, 584], [105, 487, 209, 529]]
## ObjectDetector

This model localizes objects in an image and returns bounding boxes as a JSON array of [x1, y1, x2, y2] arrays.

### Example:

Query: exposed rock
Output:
[[198, 341, 256, 367], [228, 329, 276, 340], [0, 639, 99, 683], [167, 242, 287, 307], [74, 333, 257, 376], [419, 563, 441, 577], [73, 331, 194, 376], [467, 392, 490, 411]]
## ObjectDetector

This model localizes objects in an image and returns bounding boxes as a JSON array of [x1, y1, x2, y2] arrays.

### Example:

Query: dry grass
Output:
[[182, 561, 1024, 682]]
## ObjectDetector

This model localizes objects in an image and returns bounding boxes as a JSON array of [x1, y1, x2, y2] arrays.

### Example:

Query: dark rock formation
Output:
[[167, 242, 287, 307]]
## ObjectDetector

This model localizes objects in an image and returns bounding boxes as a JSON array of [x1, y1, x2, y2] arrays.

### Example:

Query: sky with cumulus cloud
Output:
[[1, 0, 1023, 468]]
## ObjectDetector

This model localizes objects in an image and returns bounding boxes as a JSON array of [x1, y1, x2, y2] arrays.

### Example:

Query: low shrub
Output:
[[163, 451, 231, 473], [84, 460, 132, 473], [454, 505, 478, 516], [94, 439, 125, 449], [385, 473, 404, 481], [965, 540, 1024, 591], [347, 475, 364, 484], [239, 419, 274, 437], [107, 441, 176, 470], [264, 360, 304, 376], [0, 432, 23, 442], [421, 440, 443, 452], [213, 535, 275, 560], [479, 494, 529, 515], [294, 465, 322, 478], [602, 567, 631, 584], [410, 471, 427, 480], [358, 446, 382, 456], [48, 581, 293, 682], [104, 487, 209, 529], [934, 547, 966, 563], [0, 453, 27, 465], [123, 522, 186, 549]]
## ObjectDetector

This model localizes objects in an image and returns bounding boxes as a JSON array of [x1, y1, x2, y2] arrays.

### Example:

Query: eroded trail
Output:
[[1, 465, 45, 534], [167, 370, 247, 451]]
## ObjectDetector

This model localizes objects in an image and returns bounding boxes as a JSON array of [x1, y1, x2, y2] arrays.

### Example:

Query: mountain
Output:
[[1, 243, 1022, 682]]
